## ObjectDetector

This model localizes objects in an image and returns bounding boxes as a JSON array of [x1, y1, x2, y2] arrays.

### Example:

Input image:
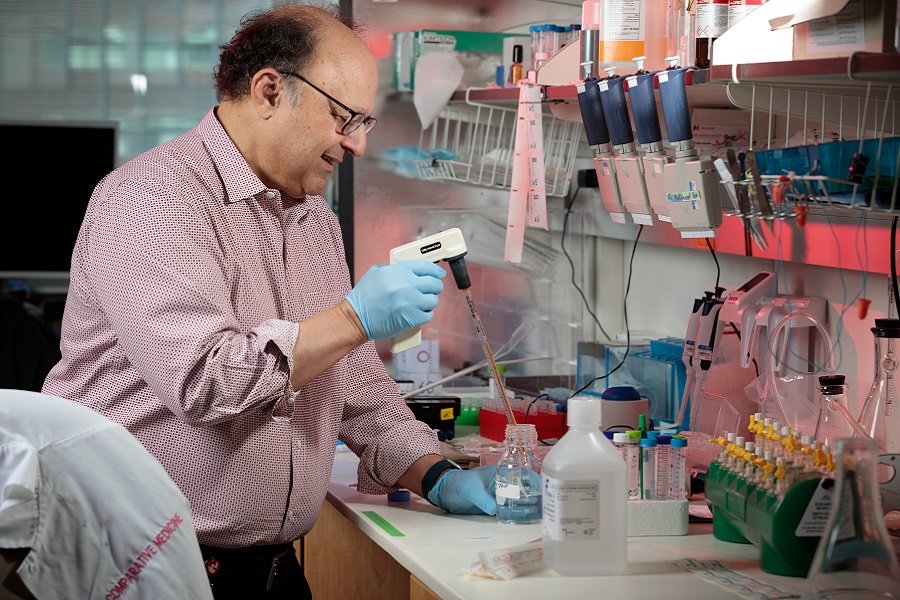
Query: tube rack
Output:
[[704, 460, 822, 577]]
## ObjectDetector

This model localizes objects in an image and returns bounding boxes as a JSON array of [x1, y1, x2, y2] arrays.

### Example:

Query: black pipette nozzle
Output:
[[714, 286, 727, 298], [446, 255, 471, 290]]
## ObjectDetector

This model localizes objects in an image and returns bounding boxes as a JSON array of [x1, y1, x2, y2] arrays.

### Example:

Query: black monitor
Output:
[[0, 120, 117, 283]]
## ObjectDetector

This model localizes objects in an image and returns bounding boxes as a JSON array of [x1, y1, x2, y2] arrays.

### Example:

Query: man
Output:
[[43, 4, 496, 599], [0, 389, 214, 600]]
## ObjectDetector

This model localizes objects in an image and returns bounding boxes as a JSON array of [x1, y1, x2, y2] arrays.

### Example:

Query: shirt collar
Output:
[[198, 107, 270, 205]]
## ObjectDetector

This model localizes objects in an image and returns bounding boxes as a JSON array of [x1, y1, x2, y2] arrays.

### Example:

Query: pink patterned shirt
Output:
[[43, 108, 440, 548]]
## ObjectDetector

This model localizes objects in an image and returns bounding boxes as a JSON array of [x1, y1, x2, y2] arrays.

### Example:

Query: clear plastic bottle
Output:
[[542, 396, 627, 576], [801, 437, 900, 599], [856, 318, 899, 455], [496, 424, 542, 524]]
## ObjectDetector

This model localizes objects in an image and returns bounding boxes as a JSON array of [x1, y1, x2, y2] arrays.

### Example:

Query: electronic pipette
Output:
[[389, 228, 517, 425]]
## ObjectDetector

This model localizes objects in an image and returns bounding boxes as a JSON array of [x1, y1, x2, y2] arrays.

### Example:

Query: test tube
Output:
[[613, 432, 640, 500], [530, 24, 555, 71], [655, 434, 672, 501], [669, 437, 687, 499], [640, 438, 658, 500]]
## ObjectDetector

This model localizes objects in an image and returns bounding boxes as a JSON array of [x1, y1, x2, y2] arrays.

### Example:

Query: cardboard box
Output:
[[775, 0, 897, 60]]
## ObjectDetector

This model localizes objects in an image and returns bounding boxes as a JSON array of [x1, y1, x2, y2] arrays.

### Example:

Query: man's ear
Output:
[[250, 69, 284, 119]]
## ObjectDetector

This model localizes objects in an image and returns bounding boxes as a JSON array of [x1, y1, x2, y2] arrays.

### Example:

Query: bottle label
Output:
[[496, 480, 522, 500], [696, 0, 728, 38], [542, 476, 600, 541]]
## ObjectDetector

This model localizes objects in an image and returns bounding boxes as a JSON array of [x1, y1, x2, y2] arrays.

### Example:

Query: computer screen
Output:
[[0, 120, 117, 276]]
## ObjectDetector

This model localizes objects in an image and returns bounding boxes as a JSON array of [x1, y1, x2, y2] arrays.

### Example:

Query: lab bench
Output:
[[300, 448, 809, 600]]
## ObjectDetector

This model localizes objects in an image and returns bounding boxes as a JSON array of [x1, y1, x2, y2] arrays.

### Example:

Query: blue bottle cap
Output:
[[640, 438, 657, 448], [601, 386, 641, 401], [387, 489, 411, 502], [657, 434, 672, 445], [671, 437, 687, 448], [603, 430, 616, 439]]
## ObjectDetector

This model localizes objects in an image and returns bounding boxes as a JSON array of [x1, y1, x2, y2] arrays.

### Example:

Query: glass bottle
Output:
[[508, 44, 524, 86], [815, 374, 852, 449], [801, 438, 900, 600], [856, 319, 899, 456], [694, 0, 726, 68], [495, 423, 542, 524]]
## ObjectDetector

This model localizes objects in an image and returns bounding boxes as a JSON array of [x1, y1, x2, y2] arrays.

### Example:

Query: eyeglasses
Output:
[[279, 71, 377, 135]]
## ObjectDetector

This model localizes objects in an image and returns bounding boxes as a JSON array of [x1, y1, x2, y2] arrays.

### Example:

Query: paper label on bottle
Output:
[[795, 477, 838, 537], [602, 0, 644, 41], [496, 480, 522, 500], [696, 0, 728, 38], [541, 476, 600, 541]]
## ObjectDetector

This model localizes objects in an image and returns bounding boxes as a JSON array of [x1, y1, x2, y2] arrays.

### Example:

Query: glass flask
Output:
[[801, 437, 900, 600], [856, 319, 899, 455], [815, 374, 852, 449], [495, 423, 542, 524]]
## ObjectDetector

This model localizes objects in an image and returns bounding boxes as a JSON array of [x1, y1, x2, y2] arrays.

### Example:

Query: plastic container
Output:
[[669, 437, 687, 500], [640, 438, 658, 500], [655, 434, 672, 500], [478, 407, 565, 442], [580, 0, 667, 72], [541, 396, 627, 576]]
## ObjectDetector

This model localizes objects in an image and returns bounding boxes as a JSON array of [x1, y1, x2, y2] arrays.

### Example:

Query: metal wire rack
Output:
[[721, 76, 900, 219], [379, 88, 583, 197]]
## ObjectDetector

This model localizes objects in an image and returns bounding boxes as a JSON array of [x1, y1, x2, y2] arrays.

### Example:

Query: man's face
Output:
[[266, 35, 377, 199]]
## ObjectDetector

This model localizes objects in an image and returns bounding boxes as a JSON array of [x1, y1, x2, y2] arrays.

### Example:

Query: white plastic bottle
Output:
[[541, 396, 627, 576]]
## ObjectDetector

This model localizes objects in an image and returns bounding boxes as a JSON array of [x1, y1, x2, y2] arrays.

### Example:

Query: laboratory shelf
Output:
[[710, 53, 900, 86], [452, 67, 717, 105]]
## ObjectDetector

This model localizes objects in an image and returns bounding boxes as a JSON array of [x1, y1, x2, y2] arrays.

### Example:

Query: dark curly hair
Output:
[[212, 3, 362, 102]]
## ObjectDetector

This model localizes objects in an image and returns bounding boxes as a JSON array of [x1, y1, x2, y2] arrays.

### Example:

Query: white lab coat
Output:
[[0, 389, 213, 600]]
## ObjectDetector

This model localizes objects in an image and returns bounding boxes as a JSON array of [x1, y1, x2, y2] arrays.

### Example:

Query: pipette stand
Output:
[[704, 461, 821, 577]]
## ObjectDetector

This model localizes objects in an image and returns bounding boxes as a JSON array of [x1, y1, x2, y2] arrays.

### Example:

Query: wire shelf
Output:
[[720, 79, 900, 220], [379, 88, 583, 197]]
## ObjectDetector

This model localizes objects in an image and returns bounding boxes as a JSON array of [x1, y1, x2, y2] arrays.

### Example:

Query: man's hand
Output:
[[427, 465, 497, 515], [344, 260, 445, 340]]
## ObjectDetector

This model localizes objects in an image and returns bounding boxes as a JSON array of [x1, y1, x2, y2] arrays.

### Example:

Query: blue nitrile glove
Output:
[[427, 465, 498, 515], [345, 260, 446, 341]]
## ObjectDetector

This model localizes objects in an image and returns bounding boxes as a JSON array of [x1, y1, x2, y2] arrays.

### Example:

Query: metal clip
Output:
[[266, 548, 292, 591]]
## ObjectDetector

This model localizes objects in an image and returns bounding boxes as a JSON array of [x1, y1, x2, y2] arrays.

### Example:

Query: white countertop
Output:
[[326, 447, 810, 600]]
